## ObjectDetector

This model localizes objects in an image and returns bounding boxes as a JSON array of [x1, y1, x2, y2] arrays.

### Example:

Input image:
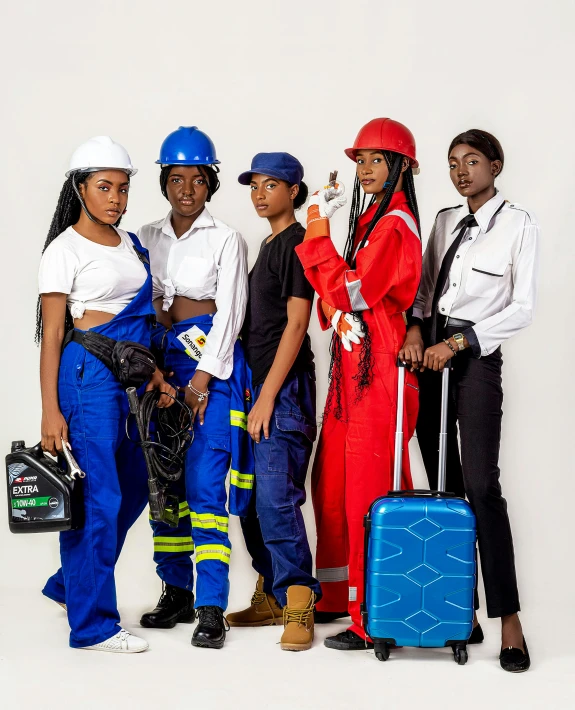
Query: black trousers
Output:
[[416, 323, 520, 618]]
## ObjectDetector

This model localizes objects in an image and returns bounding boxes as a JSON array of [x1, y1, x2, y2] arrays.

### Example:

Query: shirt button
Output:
[[468, 237, 472, 241], [456, 255, 460, 258], [441, 308, 445, 312], [453, 283, 456, 287]]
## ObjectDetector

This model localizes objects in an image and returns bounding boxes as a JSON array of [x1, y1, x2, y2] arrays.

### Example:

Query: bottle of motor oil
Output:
[[6, 441, 84, 533]]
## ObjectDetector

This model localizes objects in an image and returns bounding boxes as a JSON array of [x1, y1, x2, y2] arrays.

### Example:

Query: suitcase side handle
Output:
[[386, 489, 461, 499]]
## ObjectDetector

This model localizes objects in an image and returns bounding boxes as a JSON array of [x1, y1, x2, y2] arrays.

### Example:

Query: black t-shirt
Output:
[[243, 222, 315, 387]]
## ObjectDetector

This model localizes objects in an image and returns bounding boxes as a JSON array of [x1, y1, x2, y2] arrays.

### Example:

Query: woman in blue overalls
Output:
[[39, 137, 175, 653], [138, 127, 252, 649]]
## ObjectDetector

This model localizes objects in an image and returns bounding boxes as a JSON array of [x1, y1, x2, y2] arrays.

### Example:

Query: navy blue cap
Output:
[[238, 152, 304, 186]]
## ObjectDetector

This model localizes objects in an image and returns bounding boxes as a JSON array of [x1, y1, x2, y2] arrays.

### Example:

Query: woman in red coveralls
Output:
[[295, 118, 422, 650]]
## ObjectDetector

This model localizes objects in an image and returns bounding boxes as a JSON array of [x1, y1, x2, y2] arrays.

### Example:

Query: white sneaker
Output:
[[80, 628, 149, 653]]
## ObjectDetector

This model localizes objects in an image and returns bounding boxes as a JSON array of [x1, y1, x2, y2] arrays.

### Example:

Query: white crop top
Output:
[[38, 226, 148, 319]]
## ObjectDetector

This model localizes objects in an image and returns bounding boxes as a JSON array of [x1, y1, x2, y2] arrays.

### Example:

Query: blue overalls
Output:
[[150, 315, 253, 610], [42, 234, 154, 648]]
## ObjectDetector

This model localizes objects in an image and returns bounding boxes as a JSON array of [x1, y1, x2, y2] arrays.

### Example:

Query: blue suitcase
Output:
[[361, 361, 476, 664]]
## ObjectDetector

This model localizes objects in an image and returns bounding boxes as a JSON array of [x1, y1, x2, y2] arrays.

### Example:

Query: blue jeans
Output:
[[240, 371, 322, 607]]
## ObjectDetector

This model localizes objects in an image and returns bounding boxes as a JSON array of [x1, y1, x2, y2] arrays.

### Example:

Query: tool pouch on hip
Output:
[[64, 330, 156, 388]]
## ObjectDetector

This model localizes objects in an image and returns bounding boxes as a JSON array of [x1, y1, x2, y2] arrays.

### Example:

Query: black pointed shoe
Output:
[[324, 629, 374, 650], [192, 606, 229, 649], [468, 624, 484, 644], [140, 583, 196, 629], [314, 610, 350, 624], [500, 637, 530, 672]]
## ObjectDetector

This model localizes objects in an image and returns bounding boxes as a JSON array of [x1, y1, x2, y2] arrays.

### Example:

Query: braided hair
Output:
[[325, 151, 420, 420], [160, 164, 220, 202], [34, 171, 126, 343]]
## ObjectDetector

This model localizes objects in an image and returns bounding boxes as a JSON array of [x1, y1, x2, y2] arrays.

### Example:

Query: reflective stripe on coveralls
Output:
[[346, 209, 420, 312]]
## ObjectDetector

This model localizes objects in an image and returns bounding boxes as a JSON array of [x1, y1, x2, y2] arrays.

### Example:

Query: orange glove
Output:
[[305, 183, 347, 240], [321, 301, 365, 352]]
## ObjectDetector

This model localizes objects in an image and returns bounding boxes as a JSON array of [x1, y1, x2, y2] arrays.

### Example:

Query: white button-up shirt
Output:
[[138, 208, 248, 380], [412, 191, 540, 356]]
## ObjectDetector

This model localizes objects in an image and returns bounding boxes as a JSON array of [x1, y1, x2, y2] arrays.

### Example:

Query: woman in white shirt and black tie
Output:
[[400, 129, 538, 672]]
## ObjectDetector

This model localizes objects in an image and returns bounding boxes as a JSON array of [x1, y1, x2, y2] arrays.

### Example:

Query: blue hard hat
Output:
[[238, 152, 304, 186], [156, 126, 220, 166]]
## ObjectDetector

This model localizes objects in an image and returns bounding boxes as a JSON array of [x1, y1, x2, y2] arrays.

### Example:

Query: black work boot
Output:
[[191, 606, 229, 649], [140, 583, 196, 629]]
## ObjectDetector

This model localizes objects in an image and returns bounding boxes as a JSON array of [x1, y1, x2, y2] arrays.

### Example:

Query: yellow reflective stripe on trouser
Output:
[[190, 512, 229, 533], [230, 470, 255, 490], [149, 501, 190, 520], [195, 544, 231, 565], [154, 536, 194, 553], [230, 410, 247, 431]]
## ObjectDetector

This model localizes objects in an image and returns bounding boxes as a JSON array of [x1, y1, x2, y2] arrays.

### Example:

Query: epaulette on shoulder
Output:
[[507, 203, 535, 222], [436, 205, 462, 217]]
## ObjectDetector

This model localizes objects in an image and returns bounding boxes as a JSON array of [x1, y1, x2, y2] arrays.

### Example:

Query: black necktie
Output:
[[429, 214, 478, 345]]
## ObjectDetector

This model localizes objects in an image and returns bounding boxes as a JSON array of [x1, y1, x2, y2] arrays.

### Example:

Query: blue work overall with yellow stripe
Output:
[[42, 233, 154, 648], [150, 314, 253, 610]]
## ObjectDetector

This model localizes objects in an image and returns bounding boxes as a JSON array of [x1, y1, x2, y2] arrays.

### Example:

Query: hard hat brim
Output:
[[66, 166, 138, 178], [155, 159, 221, 166]]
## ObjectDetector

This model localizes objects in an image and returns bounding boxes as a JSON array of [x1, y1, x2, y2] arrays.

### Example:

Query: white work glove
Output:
[[331, 309, 366, 352], [308, 183, 347, 219]]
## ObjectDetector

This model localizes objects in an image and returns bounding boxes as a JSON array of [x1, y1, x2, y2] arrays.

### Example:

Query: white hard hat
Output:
[[66, 136, 138, 177]]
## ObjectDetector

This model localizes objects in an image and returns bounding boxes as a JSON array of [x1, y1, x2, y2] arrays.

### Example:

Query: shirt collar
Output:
[[452, 190, 505, 234], [358, 190, 409, 226], [160, 207, 216, 240]]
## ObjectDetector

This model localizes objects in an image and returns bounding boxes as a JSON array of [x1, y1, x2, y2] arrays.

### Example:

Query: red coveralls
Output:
[[295, 190, 422, 638]]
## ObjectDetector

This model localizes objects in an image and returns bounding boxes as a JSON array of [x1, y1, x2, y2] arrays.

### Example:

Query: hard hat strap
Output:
[[71, 173, 110, 227]]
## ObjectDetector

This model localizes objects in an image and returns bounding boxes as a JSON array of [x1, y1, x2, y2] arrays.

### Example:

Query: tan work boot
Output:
[[226, 575, 283, 627], [280, 585, 315, 651]]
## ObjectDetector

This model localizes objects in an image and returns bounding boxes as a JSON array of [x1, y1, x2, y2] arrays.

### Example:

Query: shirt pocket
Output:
[[465, 252, 510, 299], [175, 256, 216, 290]]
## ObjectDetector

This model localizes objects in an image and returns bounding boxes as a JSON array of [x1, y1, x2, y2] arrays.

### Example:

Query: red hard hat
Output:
[[345, 118, 419, 170]]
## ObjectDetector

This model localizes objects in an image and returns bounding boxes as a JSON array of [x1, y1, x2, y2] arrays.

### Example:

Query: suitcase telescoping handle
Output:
[[392, 358, 451, 493], [437, 361, 452, 494]]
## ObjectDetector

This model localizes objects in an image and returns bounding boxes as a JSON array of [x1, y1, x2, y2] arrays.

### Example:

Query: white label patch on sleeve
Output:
[[349, 586, 357, 602], [176, 325, 207, 362]]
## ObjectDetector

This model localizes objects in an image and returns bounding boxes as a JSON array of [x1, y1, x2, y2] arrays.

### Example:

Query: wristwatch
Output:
[[452, 333, 466, 351]]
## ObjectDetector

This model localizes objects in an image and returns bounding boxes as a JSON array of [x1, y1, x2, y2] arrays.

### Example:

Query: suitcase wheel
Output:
[[374, 642, 390, 662], [452, 645, 468, 665]]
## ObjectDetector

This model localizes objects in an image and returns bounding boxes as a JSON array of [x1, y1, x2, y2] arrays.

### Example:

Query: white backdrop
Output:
[[1, 1, 574, 706]]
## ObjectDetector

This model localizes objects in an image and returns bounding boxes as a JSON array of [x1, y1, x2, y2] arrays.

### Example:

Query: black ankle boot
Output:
[[140, 584, 196, 629], [192, 606, 229, 649]]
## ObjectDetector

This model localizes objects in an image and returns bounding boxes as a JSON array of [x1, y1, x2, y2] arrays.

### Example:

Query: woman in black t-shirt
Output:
[[226, 152, 321, 651]]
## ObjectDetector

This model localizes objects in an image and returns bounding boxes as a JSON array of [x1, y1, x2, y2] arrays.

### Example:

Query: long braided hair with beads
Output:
[[34, 172, 126, 343], [325, 151, 420, 420]]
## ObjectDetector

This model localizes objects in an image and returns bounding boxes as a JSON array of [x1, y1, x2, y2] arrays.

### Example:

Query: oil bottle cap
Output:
[[11, 441, 26, 452]]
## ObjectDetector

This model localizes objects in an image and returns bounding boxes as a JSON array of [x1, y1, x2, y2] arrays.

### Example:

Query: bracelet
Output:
[[443, 338, 458, 356], [187, 381, 210, 402]]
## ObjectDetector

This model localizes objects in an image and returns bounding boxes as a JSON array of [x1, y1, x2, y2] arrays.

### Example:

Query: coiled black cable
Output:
[[126, 389, 193, 482]]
